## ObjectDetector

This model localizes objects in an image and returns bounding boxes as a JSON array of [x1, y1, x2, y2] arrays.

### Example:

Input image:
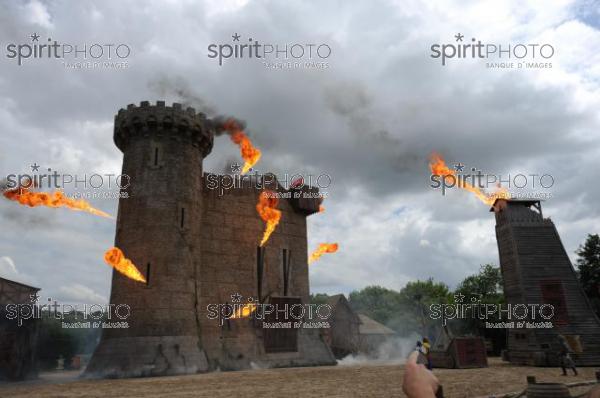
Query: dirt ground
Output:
[[1, 358, 599, 398]]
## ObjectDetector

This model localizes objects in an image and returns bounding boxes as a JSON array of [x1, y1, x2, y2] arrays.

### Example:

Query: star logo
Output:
[[232, 33, 241, 42], [230, 162, 241, 173], [454, 162, 465, 172], [454, 33, 464, 42], [30, 293, 39, 303], [454, 293, 465, 303], [30, 33, 40, 42], [231, 293, 242, 303], [31, 163, 40, 172]]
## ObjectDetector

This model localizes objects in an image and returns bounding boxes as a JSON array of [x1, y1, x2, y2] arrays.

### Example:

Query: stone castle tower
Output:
[[492, 198, 600, 366], [86, 101, 335, 378]]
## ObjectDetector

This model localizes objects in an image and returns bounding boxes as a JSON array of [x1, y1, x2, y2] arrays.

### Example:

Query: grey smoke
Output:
[[148, 75, 217, 116], [337, 334, 421, 366], [148, 75, 253, 139], [323, 81, 420, 173], [211, 115, 248, 136]]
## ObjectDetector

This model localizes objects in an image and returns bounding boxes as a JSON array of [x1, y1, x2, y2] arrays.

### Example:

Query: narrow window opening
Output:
[[257, 247, 264, 301], [154, 147, 159, 166], [180, 207, 185, 228], [282, 249, 291, 296], [146, 263, 151, 286]]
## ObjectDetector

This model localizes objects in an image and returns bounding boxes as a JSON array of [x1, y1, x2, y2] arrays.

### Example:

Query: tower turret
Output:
[[86, 101, 214, 377], [492, 198, 600, 366]]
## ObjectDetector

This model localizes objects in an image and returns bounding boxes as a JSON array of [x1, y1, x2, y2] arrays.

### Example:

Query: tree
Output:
[[348, 285, 403, 326], [36, 310, 106, 370], [453, 264, 506, 354], [397, 279, 453, 337], [36, 316, 77, 370], [454, 264, 503, 302], [575, 234, 600, 317], [347, 281, 452, 336], [310, 293, 331, 305]]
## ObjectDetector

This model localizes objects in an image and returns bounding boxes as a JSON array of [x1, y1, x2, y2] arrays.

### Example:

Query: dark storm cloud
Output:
[[0, 0, 598, 303]]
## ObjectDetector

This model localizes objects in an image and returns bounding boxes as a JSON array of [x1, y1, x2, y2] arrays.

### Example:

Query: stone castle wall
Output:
[[86, 101, 335, 378]]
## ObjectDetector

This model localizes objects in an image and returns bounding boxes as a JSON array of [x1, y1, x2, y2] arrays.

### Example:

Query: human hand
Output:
[[402, 351, 440, 398]]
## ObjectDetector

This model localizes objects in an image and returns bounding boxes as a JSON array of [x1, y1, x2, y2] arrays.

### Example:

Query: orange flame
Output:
[[222, 119, 262, 174], [231, 303, 258, 319], [256, 191, 281, 247], [429, 152, 509, 206], [103, 247, 146, 283], [308, 243, 339, 264], [319, 205, 325, 213], [3, 187, 113, 218]]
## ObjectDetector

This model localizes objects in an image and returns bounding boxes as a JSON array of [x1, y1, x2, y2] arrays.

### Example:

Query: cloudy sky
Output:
[[0, 0, 599, 304]]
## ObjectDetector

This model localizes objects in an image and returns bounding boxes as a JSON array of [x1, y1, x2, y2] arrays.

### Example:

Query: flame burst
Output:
[[308, 243, 339, 264], [222, 119, 262, 174], [256, 191, 281, 247], [231, 303, 258, 319], [3, 187, 113, 218], [429, 152, 509, 206], [319, 205, 325, 213], [104, 247, 146, 283]]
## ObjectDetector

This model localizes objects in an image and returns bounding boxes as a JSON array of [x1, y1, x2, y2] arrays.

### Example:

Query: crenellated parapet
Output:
[[113, 101, 214, 157]]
